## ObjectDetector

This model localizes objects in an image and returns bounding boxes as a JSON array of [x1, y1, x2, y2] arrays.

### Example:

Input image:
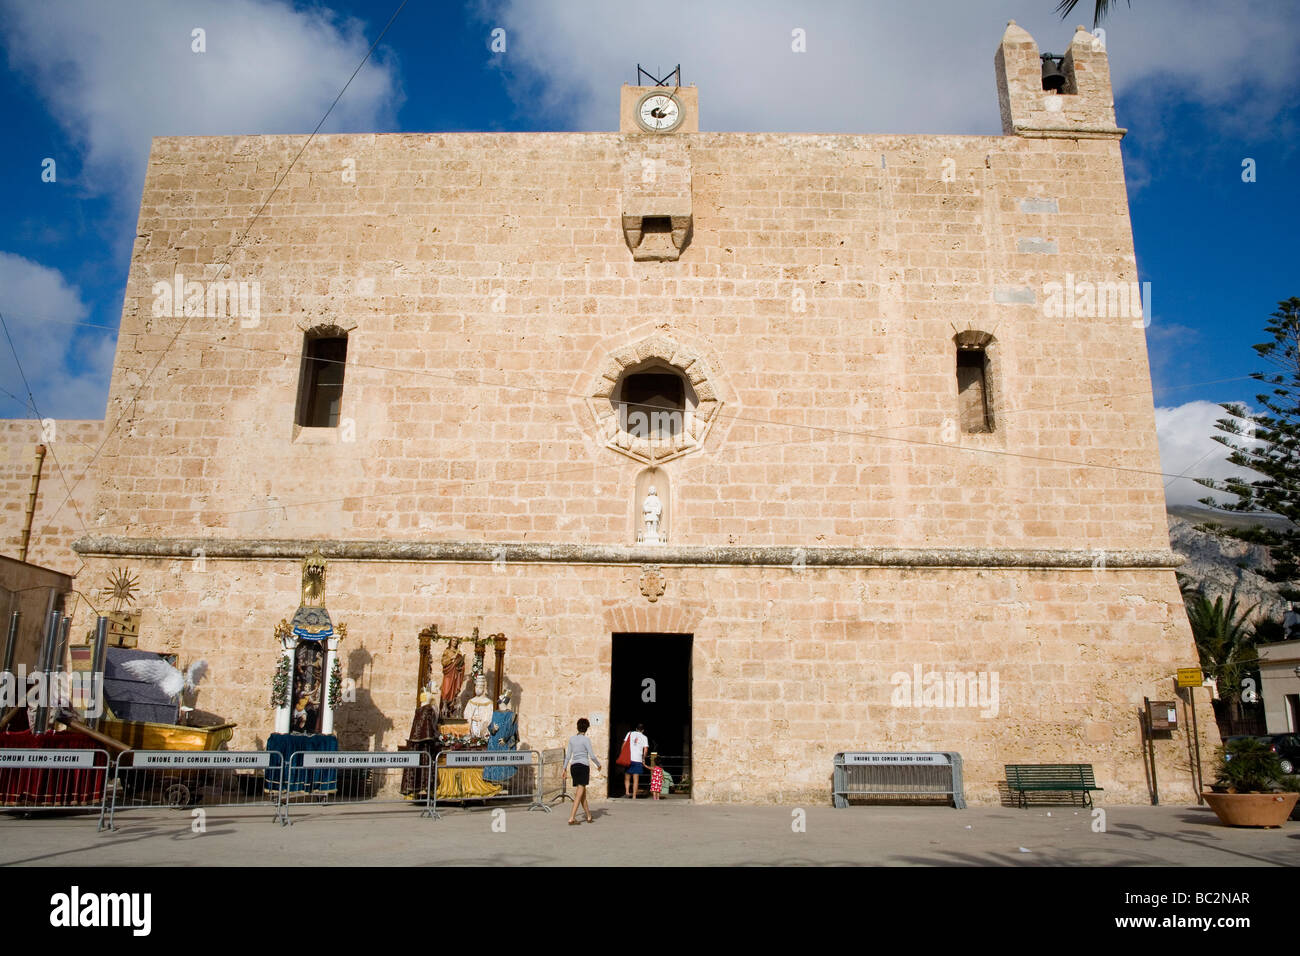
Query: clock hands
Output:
[[638, 86, 682, 131]]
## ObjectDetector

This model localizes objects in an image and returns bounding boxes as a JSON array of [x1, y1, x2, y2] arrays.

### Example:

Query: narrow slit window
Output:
[[296, 334, 348, 428], [956, 347, 992, 433]]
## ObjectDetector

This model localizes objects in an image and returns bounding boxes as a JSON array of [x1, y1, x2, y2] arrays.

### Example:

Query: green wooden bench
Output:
[[1004, 764, 1103, 808]]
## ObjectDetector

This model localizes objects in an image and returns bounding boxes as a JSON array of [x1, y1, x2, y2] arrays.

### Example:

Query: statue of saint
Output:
[[484, 689, 519, 783], [463, 673, 494, 738], [642, 485, 663, 544], [439, 636, 466, 719], [401, 689, 440, 797]]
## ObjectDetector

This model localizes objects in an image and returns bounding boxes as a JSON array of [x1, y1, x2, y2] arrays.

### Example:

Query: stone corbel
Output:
[[622, 214, 693, 261]]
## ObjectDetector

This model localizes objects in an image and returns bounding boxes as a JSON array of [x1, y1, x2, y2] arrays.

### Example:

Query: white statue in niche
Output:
[[642, 485, 664, 545]]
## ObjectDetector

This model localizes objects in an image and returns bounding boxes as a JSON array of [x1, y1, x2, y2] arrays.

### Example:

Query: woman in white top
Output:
[[561, 717, 601, 824]]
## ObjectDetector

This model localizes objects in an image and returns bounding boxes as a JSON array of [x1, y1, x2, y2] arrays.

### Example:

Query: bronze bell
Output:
[[1041, 54, 1067, 93]]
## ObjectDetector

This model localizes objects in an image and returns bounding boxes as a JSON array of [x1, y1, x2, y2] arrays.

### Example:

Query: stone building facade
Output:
[[4, 23, 1213, 803]]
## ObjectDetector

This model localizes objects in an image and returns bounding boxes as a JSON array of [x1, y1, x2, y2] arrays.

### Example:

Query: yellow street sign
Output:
[[1177, 667, 1204, 688]]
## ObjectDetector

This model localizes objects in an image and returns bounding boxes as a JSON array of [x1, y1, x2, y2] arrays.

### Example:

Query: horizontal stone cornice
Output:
[[73, 536, 1183, 570], [1012, 125, 1127, 140]]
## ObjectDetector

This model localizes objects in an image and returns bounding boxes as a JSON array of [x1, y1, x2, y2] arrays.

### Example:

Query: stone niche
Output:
[[634, 466, 669, 545]]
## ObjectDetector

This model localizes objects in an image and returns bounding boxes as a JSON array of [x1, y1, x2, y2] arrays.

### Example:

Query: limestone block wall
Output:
[[49, 24, 1206, 805], [71, 551, 1212, 805], [0, 419, 104, 574], [86, 126, 1162, 559]]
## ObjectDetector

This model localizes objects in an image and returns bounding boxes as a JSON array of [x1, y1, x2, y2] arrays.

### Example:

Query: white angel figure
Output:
[[121, 658, 209, 699]]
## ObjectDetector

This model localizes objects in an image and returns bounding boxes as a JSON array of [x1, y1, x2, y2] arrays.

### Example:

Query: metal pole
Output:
[[53, 614, 70, 676], [32, 606, 61, 733], [89, 616, 109, 730], [1144, 697, 1159, 806], [18, 443, 46, 563], [2, 610, 18, 674], [1189, 686, 1204, 804]]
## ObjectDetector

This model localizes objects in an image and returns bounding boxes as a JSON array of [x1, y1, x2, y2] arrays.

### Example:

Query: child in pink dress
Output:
[[650, 763, 665, 800]]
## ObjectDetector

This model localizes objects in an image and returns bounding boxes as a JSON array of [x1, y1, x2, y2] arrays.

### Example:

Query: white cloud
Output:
[[477, 0, 1298, 136], [0, 253, 110, 419], [0, 0, 404, 420], [1155, 400, 1260, 507], [0, 0, 403, 206]]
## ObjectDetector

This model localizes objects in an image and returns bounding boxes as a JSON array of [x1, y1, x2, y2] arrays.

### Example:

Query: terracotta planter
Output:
[[1203, 791, 1299, 828]]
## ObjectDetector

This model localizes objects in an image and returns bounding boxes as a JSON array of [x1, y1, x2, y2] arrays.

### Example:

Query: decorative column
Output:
[[492, 634, 508, 703], [321, 628, 342, 735], [416, 625, 436, 702], [471, 628, 487, 678], [273, 620, 294, 734]]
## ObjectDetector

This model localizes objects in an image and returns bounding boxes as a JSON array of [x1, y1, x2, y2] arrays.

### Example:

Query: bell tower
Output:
[[995, 21, 1123, 139], [619, 65, 699, 134], [619, 65, 695, 261]]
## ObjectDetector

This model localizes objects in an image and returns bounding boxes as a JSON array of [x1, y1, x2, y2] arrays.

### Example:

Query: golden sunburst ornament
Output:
[[106, 567, 139, 612]]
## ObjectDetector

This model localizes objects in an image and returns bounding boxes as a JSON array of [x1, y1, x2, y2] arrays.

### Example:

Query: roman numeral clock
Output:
[[619, 65, 699, 134], [635, 89, 685, 133]]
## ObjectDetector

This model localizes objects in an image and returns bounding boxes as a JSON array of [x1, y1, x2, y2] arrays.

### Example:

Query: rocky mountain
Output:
[[1166, 506, 1291, 623]]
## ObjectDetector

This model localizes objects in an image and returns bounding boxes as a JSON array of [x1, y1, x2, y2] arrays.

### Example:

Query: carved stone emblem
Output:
[[639, 565, 666, 603]]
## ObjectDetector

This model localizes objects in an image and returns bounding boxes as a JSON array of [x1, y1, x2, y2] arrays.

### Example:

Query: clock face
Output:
[[635, 91, 684, 133]]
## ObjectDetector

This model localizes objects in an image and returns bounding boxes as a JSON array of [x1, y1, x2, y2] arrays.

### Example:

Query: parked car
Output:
[[1221, 735, 1268, 763], [1263, 733, 1300, 775]]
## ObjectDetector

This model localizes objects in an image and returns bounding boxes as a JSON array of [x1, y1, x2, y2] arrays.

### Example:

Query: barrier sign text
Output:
[[442, 751, 533, 767], [132, 752, 272, 769], [302, 752, 421, 769], [0, 750, 98, 768], [841, 752, 951, 766]]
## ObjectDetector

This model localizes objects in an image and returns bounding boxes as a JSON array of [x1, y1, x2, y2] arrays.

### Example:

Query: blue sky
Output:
[[0, 0, 1296, 504]]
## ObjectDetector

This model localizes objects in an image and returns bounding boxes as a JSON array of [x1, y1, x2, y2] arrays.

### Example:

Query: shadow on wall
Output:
[[337, 642, 393, 749]]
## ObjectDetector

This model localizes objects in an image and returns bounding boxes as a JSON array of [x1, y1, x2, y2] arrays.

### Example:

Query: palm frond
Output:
[[1055, 0, 1130, 28]]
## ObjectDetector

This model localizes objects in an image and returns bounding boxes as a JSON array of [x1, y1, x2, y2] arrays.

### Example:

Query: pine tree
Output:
[[1197, 297, 1300, 596]]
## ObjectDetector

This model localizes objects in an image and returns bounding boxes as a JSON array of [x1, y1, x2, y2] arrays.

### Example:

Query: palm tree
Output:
[[1182, 585, 1259, 703], [1055, 0, 1130, 28]]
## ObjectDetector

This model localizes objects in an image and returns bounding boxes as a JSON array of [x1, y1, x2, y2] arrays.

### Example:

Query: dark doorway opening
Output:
[[608, 633, 692, 799]]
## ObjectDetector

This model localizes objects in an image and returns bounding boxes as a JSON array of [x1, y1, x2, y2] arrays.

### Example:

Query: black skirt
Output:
[[571, 763, 590, 786]]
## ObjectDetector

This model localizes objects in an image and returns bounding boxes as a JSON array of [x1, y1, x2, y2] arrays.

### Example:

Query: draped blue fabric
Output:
[[483, 710, 518, 782], [264, 732, 339, 793]]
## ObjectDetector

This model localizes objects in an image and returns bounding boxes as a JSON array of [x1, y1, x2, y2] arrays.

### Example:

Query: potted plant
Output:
[[1280, 774, 1300, 821], [1203, 737, 1299, 827]]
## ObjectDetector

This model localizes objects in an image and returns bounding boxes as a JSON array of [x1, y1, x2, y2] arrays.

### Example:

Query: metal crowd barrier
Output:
[[281, 750, 434, 821], [100, 750, 286, 831], [431, 749, 548, 817], [832, 751, 966, 809], [539, 747, 571, 804], [0, 748, 110, 816]]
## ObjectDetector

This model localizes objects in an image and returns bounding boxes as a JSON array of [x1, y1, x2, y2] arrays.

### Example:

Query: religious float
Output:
[[1, 567, 235, 810], [264, 548, 347, 796], [400, 624, 521, 802]]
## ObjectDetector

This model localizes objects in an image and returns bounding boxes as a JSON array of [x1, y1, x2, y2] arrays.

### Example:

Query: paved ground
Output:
[[3, 798, 1299, 866]]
